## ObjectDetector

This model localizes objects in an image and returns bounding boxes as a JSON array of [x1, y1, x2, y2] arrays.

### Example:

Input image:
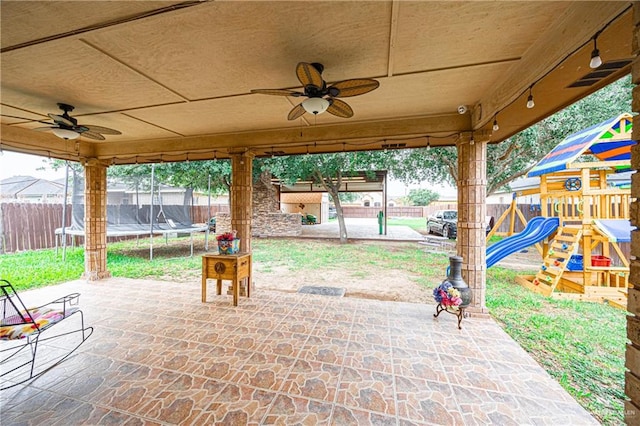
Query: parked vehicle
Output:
[[427, 210, 458, 239], [426, 210, 494, 239]]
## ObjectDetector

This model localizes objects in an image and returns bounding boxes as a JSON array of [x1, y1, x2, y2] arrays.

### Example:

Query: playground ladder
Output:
[[533, 226, 583, 296]]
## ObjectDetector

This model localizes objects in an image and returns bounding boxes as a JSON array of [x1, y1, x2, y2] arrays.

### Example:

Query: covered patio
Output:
[[2, 1, 640, 421], [1, 279, 596, 424]]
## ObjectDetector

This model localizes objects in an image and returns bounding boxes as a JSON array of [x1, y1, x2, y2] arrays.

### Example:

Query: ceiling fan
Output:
[[251, 62, 379, 120], [2, 103, 122, 140]]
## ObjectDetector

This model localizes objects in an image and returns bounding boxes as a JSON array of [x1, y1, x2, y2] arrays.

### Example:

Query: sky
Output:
[[0, 150, 456, 197], [0, 151, 66, 181]]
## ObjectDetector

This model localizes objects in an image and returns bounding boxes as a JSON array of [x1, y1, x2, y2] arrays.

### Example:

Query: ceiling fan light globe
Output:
[[302, 97, 330, 115], [51, 128, 80, 140]]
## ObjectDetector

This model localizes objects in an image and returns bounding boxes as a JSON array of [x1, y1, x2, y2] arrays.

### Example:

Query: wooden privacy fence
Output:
[[0, 203, 229, 254], [0, 203, 67, 254], [342, 203, 539, 233], [0, 202, 629, 258]]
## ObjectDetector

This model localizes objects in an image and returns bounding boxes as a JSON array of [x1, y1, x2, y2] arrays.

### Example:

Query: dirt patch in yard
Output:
[[253, 266, 435, 304], [249, 240, 542, 302], [145, 236, 541, 304]]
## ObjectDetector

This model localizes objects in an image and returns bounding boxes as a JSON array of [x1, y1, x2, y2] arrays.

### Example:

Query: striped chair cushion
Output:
[[0, 307, 79, 340]]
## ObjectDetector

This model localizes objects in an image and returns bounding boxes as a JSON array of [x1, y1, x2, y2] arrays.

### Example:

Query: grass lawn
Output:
[[389, 216, 504, 245], [387, 217, 426, 232], [486, 268, 625, 425], [0, 236, 625, 424]]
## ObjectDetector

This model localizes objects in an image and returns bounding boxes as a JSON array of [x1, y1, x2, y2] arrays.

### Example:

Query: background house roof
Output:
[[0, 175, 65, 198]]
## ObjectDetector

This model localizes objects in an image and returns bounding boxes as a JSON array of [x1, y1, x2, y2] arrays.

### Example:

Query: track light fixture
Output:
[[526, 86, 535, 109], [492, 116, 499, 131], [589, 34, 602, 69], [426, 137, 431, 151]]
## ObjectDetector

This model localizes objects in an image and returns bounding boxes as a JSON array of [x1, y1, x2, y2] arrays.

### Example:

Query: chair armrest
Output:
[[35, 293, 81, 317]]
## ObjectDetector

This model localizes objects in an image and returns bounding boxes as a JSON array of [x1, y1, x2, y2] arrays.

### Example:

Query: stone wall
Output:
[[253, 174, 280, 216], [215, 175, 302, 237], [254, 212, 302, 237], [215, 213, 232, 235], [216, 212, 302, 237]]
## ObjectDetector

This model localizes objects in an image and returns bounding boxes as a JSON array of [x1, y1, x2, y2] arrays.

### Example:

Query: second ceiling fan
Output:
[[2, 103, 121, 140], [251, 62, 379, 120]]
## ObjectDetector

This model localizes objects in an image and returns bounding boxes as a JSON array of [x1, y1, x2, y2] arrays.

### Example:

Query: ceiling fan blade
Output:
[[251, 88, 303, 97], [32, 126, 57, 132], [47, 113, 74, 127], [287, 104, 306, 121], [296, 62, 323, 89], [0, 114, 53, 125], [83, 125, 122, 135], [326, 99, 354, 118], [329, 79, 380, 97], [80, 130, 106, 141]]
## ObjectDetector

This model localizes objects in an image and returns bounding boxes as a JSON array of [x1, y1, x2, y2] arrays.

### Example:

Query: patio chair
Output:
[[0, 279, 93, 390]]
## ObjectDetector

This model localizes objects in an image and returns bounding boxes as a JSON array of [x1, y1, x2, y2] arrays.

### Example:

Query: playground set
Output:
[[485, 113, 634, 308]]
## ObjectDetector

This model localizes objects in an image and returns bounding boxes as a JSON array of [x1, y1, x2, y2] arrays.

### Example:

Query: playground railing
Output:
[[543, 192, 630, 221], [584, 266, 629, 289]]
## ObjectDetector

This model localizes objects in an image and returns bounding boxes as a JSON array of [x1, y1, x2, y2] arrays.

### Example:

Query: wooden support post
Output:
[[508, 196, 516, 236], [540, 175, 549, 217]]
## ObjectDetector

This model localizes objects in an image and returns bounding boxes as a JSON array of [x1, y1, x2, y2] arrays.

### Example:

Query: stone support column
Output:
[[626, 3, 640, 422], [230, 151, 254, 253], [83, 159, 111, 280], [456, 132, 489, 314]]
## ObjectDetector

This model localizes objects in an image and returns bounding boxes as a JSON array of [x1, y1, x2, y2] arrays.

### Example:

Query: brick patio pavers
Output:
[[0, 278, 598, 425]]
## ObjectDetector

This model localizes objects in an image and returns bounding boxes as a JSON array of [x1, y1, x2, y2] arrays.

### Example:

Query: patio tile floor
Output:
[[1, 278, 597, 425]]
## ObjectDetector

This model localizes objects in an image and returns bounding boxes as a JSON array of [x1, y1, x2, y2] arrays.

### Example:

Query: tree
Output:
[[389, 75, 633, 195], [49, 158, 233, 205], [107, 160, 232, 205], [407, 188, 439, 206]]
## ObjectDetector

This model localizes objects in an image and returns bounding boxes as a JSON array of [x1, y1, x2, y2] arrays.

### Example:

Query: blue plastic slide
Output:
[[486, 217, 560, 268]]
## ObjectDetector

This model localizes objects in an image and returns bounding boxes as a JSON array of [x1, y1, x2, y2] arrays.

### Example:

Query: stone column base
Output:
[[464, 306, 491, 318], [82, 270, 112, 281]]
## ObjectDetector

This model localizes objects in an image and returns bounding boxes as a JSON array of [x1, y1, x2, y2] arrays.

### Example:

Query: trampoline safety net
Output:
[[57, 170, 209, 255]]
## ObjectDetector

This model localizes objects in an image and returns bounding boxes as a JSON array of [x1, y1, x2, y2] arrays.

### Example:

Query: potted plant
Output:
[[217, 230, 240, 254]]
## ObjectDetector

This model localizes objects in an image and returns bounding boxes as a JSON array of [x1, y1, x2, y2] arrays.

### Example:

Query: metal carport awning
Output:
[[274, 170, 387, 193], [272, 170, 388, 235]]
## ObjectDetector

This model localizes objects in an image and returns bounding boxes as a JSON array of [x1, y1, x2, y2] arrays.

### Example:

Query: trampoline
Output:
[[56, 169, 209, 259]]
